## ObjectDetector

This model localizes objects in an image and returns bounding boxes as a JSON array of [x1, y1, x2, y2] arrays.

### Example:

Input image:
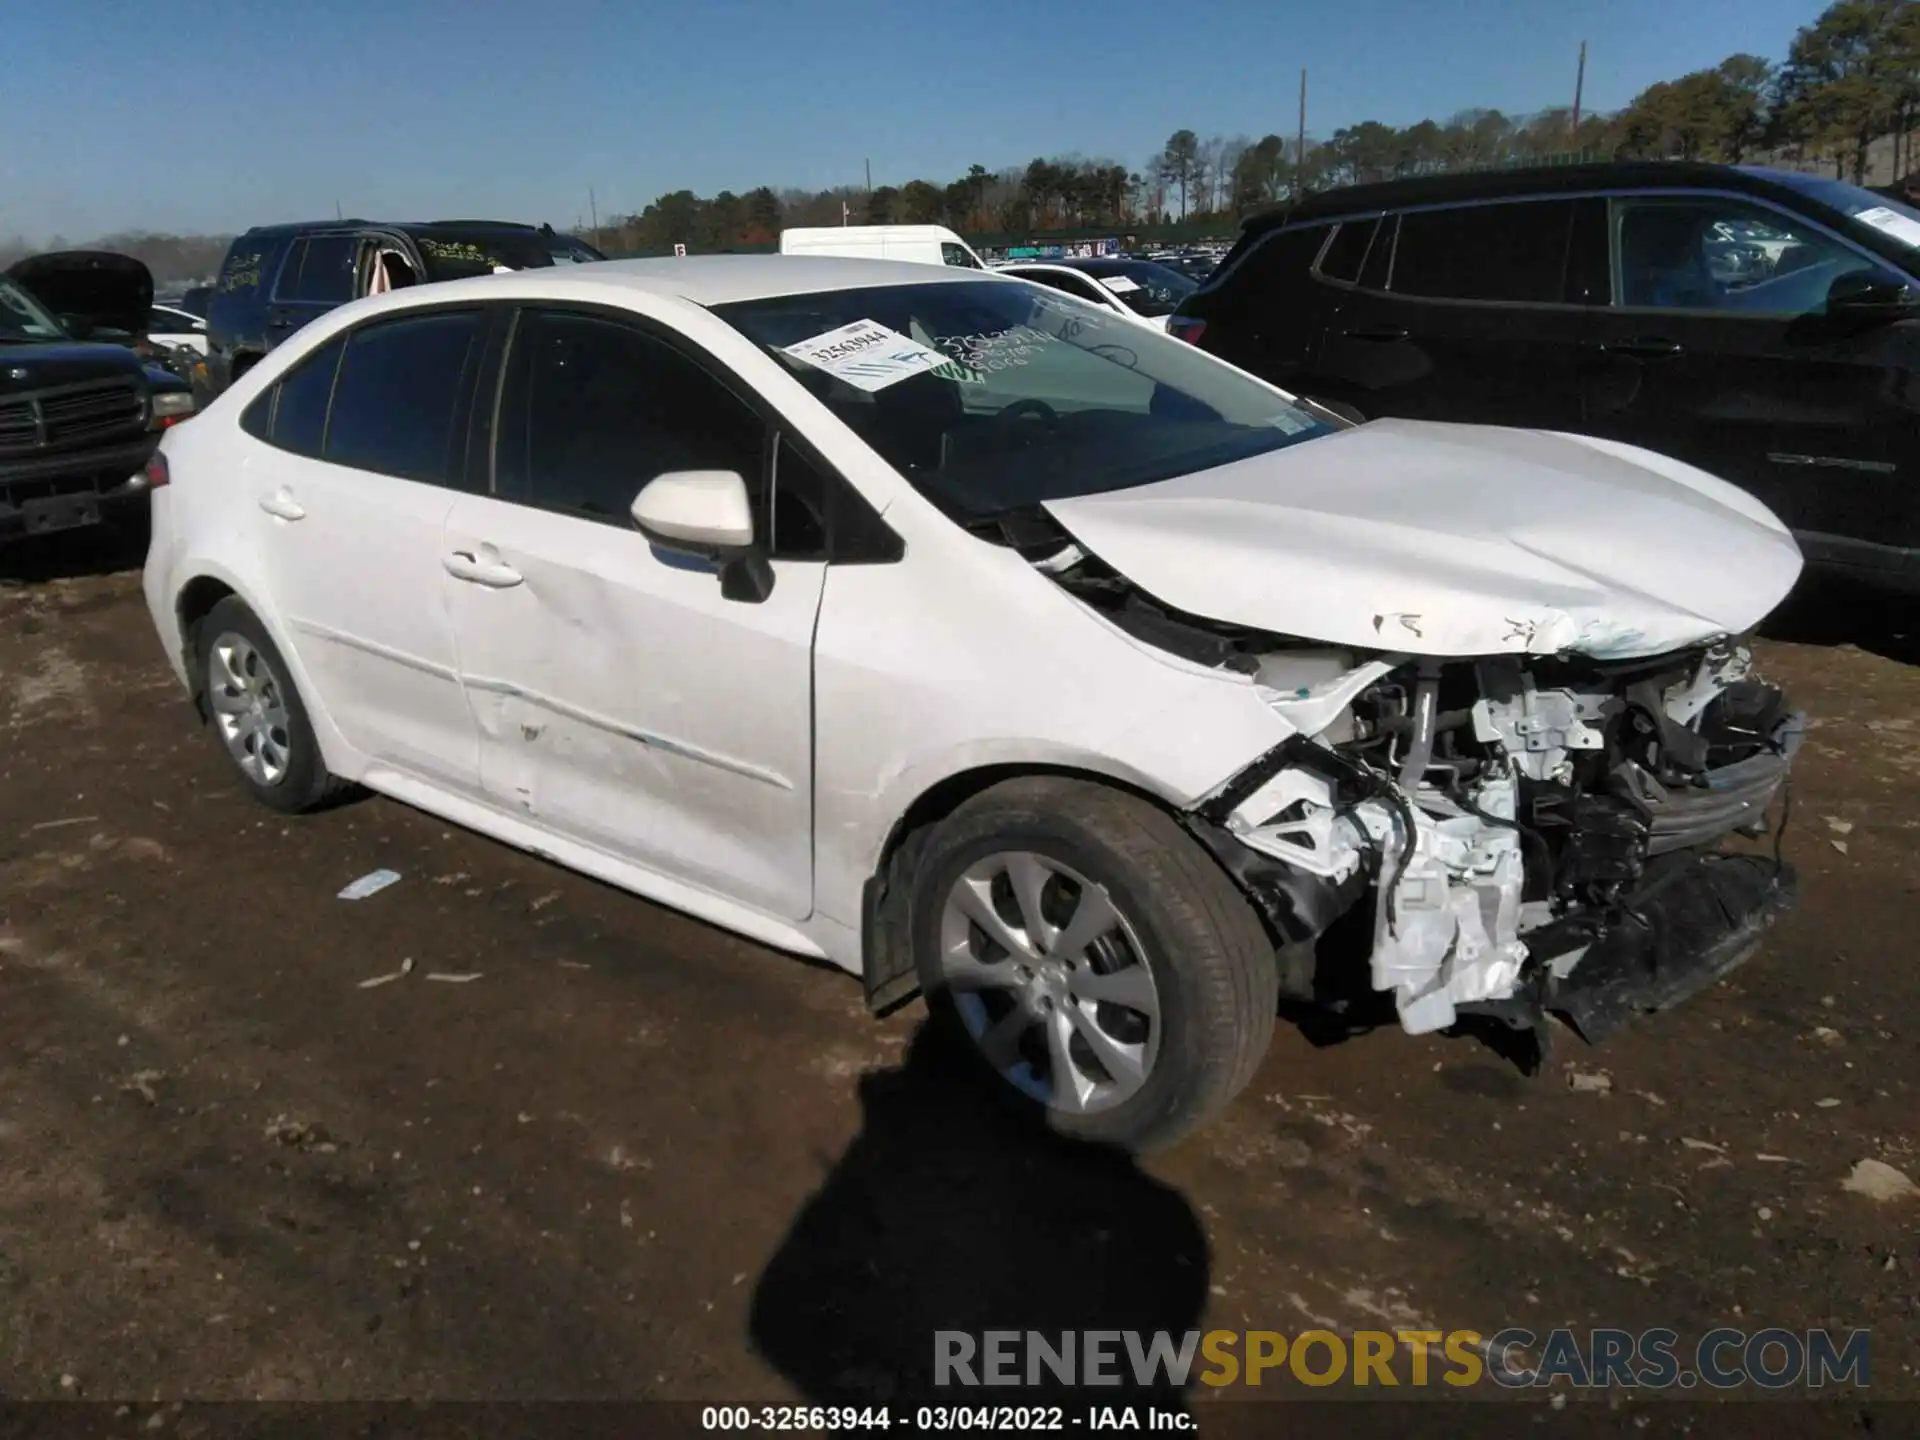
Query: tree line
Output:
[[7, 0, 1913, 281]]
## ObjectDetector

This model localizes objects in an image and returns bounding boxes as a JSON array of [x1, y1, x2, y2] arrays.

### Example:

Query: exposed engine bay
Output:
[[1003, 514, 1804, 1047]]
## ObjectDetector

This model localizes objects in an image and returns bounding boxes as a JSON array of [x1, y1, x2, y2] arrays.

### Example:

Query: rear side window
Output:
[[263, 335, 345, 457], [1390, 200, 1577, 303], [1316, 218, 1379, 283], [324, 311, 481, 484], [278, 236, 359, 304]]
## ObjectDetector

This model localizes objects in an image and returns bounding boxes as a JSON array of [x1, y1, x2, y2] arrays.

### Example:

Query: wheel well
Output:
[[858, 762, 1178, 1013], [175, 577, 235, 714]]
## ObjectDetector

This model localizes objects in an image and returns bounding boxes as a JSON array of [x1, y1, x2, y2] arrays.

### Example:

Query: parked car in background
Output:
[[149, 303, 210, 356], [781, 225, 985, 269], [2, 258, 195, 546], [202, 219, 604, 398], [996, 258, 1196, 331], [145, 255, 1802, 1149], [1170, 161, 1920, 592]]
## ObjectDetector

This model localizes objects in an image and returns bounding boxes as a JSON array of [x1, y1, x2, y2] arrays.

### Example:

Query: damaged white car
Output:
[[142, 257, 1805, 1151]]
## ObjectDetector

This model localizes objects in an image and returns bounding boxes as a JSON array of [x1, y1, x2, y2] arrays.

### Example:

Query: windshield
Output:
[[1067, 260, 1197, 317], [713, 279, 1331, 519], [0, 277, 67, 342], [1745, 169, 1920, 254]]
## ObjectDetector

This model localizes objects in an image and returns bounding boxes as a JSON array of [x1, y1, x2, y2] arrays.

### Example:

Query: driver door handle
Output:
[[443, 550, 523, 589], [258, 489, 305, 521]]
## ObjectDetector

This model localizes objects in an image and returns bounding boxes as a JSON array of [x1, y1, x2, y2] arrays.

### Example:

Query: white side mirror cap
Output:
[[630, 470, 753, 552]]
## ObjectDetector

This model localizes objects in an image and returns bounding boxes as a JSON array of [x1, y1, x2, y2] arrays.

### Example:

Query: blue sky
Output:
[[5, 0, 1827, 241]]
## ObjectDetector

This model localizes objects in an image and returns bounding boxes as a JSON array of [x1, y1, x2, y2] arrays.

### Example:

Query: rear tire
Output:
[[911, 776, 1278, 1152], [191, 597, 348, 814]]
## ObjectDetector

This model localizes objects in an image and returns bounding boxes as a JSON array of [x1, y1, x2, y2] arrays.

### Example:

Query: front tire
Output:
[[911, 777, 1278, 1152], [192, 596, 347, 814]]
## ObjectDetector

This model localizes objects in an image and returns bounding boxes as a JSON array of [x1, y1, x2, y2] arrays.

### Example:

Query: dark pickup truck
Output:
[[2, 252, 196, 547]]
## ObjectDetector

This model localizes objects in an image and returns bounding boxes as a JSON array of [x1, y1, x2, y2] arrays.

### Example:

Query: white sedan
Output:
[[141, 256, 1806, 1149], [994, 258, 1195, 332]]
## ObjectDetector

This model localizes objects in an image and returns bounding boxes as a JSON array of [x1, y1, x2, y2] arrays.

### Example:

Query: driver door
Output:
[[1582, 192, 1918, 558], [442, 306, 825, 920]]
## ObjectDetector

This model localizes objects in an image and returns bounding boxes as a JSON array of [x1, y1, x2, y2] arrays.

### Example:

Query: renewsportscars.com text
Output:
[[935, 1327, 1870, 1390]]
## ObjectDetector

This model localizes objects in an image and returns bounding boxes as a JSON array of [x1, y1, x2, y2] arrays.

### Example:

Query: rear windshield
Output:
[[1068, 261, 1197, 317], [713, 278, 1330, 521], [414, 231, 605, 280]]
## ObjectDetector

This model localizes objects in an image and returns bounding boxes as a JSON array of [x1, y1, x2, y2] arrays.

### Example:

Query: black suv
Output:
[[2, 252, 196, 547], [203, 219, 604, 397], [1171, 162, 1920, 592]]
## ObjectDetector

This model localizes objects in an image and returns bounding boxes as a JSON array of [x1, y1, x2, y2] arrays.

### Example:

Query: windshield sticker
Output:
[[1855, 206, 1920, 249], [1269, 409, 1316, 435], [1095, 275, 1142, 294], [783, 318, 949, 392]]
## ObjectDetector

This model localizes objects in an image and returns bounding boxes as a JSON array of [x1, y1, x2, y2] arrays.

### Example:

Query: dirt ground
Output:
[[1, 527, 1914, 1432]]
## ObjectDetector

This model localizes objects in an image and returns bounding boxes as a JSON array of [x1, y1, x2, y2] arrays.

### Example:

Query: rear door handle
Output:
[[1601, 337, 1684, 359], [258, 489, 305, 521], [443, 550, 523, 588], [1341, 326, 1409, 342]]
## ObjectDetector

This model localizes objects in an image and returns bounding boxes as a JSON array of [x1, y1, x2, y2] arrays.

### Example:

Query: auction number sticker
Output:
[[784, 319, 949, 392], [1095, 274, 1142, 294], [1855, 206, 1920, 250]]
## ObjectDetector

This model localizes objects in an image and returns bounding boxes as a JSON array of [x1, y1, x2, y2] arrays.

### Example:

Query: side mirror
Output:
[[1826, 269, 1917, 322], [629, 470, 774, 603]]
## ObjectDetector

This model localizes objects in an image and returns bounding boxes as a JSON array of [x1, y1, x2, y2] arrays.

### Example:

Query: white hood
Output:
[[1041, 419, 1804, 659]]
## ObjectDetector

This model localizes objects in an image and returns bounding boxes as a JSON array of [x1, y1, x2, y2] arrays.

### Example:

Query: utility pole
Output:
[[1297, 69, 1308, 195], [334, 199, 342, 220], [588, 187, 600, 251], [1571, 41, 1587, 144], [865, 158, 872, 194]]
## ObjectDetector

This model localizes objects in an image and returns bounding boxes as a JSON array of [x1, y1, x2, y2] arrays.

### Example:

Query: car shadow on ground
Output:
[[748, 1020, 1208, 1413], [1761, 573, 1916, 666], [0, 517, 149, 586]]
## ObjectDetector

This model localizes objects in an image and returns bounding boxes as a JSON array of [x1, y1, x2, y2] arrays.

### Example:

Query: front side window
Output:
[[1316, 218, 1379, 284], [323, 311, 480, 484], [1613, 196, 1903, 317], [495, 310, 766, 526], [1391, 199, 1577, 303], [265, 334, 345, 457], [714, 279, 1332, 521], [941, 243, 983, 269]]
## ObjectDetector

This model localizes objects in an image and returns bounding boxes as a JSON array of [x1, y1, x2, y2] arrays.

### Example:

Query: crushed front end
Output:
[[1201, 639, 1801, 1047]]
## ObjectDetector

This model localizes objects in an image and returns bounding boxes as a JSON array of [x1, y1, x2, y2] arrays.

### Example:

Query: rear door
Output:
[[1313, 197, 1598, 427], [265, 233, 363, 351], [245, 308, 488, 792], [1581, 190, 1920, 568]]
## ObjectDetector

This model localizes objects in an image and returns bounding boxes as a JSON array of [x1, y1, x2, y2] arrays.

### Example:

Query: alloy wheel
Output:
[[207, 631, 293, 786], [938, 851, 1161, 1114]]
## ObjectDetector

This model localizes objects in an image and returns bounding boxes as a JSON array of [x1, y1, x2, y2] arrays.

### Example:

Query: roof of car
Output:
[[437, 255, 1000, 307], [242, 218, 561, 239], [1240, 161, 1839, 234]]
